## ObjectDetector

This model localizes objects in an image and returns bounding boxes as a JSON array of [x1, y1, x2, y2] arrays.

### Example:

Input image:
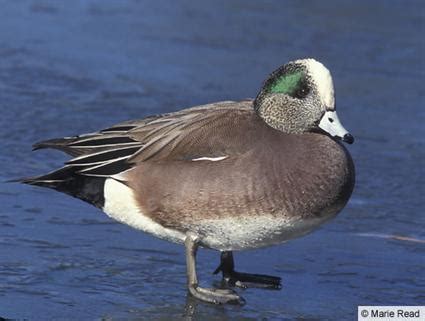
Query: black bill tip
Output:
[[342, 133, 354, 144]]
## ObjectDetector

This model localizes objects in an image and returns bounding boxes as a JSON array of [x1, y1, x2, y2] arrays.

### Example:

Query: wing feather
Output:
[[32, 100, 254, 178]]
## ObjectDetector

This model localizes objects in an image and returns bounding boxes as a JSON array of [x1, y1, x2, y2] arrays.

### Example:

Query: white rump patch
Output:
[[191, 156, 228, 162], [297, 58, 335, 108], [103, 178, 185, 244]]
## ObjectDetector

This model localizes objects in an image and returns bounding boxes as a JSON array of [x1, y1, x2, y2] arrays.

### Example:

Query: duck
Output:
[[19, 58, 355, 305]]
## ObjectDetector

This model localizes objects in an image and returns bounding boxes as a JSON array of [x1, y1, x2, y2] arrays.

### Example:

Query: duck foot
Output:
[[188, 285, 245, 305], [213, 251, 282, 289], [185, 233, 245, 305]]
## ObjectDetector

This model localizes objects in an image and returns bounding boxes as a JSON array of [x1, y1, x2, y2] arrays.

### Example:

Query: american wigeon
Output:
[[20, 58, 355, 305]]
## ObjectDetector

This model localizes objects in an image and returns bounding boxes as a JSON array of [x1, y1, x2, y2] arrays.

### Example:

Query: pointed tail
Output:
[[15, 167, 106, 209]]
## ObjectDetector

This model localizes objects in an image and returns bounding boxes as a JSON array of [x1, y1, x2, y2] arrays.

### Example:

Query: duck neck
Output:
[[254, 95, 308, 134]]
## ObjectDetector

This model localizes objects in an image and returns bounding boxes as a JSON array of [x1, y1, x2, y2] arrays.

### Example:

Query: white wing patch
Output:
[[191, 156, 228, 162]]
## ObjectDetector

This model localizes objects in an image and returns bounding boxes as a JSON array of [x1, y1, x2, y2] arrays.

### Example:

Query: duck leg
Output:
[[185, 233, 245, 305], [213, 251, 282, 289]]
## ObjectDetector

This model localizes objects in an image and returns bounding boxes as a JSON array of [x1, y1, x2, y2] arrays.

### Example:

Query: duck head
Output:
[[254, 58, 354, 144]]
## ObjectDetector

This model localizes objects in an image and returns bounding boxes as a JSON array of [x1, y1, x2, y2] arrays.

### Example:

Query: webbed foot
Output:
[[185, 233, 245, 305], [213, 251, 282, 289], [188, 285, 245, 305]]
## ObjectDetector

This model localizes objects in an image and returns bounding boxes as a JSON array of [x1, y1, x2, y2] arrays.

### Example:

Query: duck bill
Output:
[[318, 110, 354, 144]]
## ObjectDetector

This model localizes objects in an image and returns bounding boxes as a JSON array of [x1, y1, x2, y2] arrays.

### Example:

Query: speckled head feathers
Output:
[[254, 58, 336, 134]]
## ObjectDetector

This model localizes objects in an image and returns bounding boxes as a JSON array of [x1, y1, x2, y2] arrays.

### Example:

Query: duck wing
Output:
[[31, 100, 256, 178]]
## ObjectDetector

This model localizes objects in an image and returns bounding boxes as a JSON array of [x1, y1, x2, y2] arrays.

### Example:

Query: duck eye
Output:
[[328, 117, 334, 123], [293, 84, 309, 99]]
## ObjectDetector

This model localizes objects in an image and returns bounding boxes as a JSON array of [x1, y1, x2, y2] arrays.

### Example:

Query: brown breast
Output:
[[124, 118, 355, 231]]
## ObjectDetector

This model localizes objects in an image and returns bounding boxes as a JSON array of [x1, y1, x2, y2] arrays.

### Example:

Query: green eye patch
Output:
[[268, 71, 304, 95]]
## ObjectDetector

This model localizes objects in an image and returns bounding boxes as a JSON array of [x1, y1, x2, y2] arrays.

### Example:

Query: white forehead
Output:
[[295, 58, 335, 108]]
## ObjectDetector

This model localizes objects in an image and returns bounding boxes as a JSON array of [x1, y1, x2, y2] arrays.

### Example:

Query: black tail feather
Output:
[[33, 137, 76, 150], [17, 167, 106, 208], [16, 132, 135, 207], [32, 137, 86, 157]]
